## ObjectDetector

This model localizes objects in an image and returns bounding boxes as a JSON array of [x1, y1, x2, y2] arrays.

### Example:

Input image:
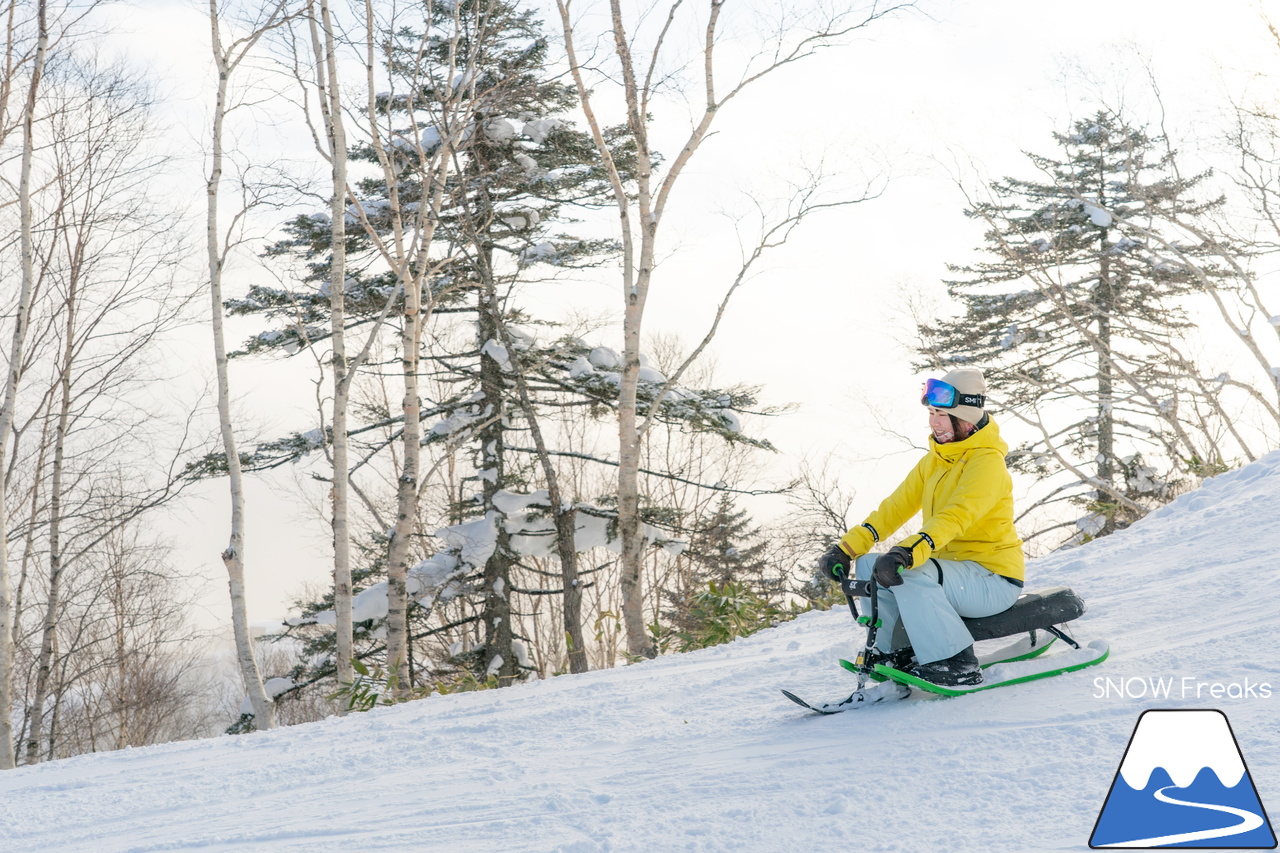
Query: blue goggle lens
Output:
[[922, 378, 957, 408]]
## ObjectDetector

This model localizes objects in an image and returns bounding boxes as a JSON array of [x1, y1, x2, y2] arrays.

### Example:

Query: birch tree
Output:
[[555, 0, 911, 656], [257, 0, 484, 691], [0, 0, 48, 771], [17, 51, 193, 762], [298, 0, 359, 696], [205, 0, 297, 731], [349, 0, 484, 692], [260, 0, 403, 696]]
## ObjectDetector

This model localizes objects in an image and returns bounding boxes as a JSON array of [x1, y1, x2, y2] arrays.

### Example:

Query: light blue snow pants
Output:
[[854, 553, 1022, 664]]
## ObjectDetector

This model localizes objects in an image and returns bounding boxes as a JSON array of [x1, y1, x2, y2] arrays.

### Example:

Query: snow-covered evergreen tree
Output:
[[222, 0, 775, 697], [920, 110, 1242, 543]]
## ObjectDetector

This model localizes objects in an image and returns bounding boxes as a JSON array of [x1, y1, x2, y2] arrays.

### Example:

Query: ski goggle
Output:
[[921, 378, 984, 410]]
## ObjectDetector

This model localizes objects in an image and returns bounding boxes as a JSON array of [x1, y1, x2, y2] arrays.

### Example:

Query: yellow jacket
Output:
[[839, 417, 1025, 581]]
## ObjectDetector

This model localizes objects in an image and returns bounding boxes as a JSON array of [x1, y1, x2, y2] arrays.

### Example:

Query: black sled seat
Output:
[[962, 586, 1085, 643]]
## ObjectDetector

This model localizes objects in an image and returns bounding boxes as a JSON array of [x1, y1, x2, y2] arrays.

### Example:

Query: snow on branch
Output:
[[290, 491, 685, 630]]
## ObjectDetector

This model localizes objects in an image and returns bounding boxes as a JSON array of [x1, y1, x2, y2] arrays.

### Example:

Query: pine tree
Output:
[[221, 0, 774, 694], [429, 4, 618, 685], [682, 494, 771, 589], [920, 109, 1238, 543], [659, 495, 781, 652]]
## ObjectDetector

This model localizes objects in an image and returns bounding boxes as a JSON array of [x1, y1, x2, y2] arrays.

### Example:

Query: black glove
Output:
[[873, 546, 913, 588], [818, 544, 852, 580]]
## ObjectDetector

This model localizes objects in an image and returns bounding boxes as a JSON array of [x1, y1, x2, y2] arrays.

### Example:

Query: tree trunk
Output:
[[1096, 214, 1116, 534], [617, 159, 661, 659], [498, 326, 588, 674], [618, 302, 651, 658], [12, 416, 53, 659], [111, 560, 129, 751], [477, 283, 518, 684], [0, 0, 48, 770], [207, 0, 275, 730], [43, 633, 59, 761], [25, 257, 77, 765], [614, 0, 657, 659], [384, 285, 420, 690], [314, 0, 355, 694], [363, 0, 462, 694], [554, 508, 588, 673]]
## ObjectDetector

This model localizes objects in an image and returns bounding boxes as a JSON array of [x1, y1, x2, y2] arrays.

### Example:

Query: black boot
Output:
[[909, 645, 982, 686], [866, 646, 915, 679], [881, 646, 916, 672]]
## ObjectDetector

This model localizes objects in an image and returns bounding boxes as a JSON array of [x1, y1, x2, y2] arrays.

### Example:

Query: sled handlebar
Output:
[[832, 567, 874, 600], [842, 578, 875, 598]]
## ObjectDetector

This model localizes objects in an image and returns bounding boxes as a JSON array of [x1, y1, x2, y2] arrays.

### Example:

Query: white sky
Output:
[[100, 0, 1280, 627]]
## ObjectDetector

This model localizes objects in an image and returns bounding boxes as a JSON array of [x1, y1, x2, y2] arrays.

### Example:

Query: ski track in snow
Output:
[[2, 452, 1280, 852]]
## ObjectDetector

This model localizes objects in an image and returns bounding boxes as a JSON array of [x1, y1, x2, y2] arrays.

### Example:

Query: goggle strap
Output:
[[922, 377, 985, 410]]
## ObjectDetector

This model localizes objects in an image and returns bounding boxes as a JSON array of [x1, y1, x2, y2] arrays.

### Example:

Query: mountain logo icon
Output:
[[1090, 709, 1277, 849]]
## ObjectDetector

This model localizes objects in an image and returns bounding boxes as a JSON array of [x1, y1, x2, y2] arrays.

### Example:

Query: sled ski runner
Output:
[[786, 633, 1069, 713], [781, 679, 909, 714], [874, 639, 1110, 697], [783, 576, 1106, 714], [786, 635, 1062, 713]]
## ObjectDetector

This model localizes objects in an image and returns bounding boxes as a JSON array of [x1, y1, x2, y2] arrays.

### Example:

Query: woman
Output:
[[820, 367, 1025, 686]]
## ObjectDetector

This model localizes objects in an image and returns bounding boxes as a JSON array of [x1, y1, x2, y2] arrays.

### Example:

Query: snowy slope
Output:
[[3, 454, 1280, 853]]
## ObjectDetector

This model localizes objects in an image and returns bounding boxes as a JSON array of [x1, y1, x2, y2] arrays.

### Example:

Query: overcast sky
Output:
[[104, 0, 1280, 627]]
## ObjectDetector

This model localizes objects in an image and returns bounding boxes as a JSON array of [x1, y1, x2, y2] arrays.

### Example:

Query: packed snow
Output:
[[3, 453, 1280, 852]]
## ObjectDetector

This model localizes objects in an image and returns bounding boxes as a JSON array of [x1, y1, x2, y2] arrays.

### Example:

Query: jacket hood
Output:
[[929, 416, 1008, 461]]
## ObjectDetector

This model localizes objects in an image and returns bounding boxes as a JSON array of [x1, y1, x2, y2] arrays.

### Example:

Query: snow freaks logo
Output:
[[1089, 710, 1277, 849], [1093, 675, 1273, 700]]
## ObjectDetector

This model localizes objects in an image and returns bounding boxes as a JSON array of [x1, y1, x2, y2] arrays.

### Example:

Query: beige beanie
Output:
[[935, 367, 987, 425]]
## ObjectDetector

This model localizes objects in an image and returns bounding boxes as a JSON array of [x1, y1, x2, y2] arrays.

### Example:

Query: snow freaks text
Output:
[[1093, 676, 1273, 700]]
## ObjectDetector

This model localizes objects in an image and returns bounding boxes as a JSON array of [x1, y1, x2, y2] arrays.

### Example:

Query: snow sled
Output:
[[783, 581, 1107, 713], [832, 585, 1088, 676]]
